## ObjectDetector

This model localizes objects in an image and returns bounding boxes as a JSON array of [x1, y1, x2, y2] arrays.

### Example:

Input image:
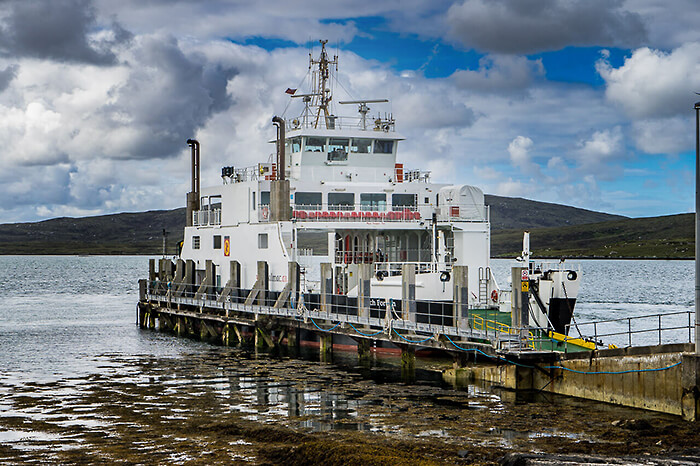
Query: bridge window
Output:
[[213, 235, 222, 249], [305, 137, 325, 153], [351, 138, 372, 154], [392, 193, 416, 211], [360, 193, 386, 211], [258, 233, 268, 249], [295, 192, 322, 210], [327, 138, 349, 162], [328, 192, 354, 211], [192, 236, 200, 250], [260, 191, 270, 206], [290, 137, 302, 153], [374, 139, 394, 154], [209, 195, 222, 210]]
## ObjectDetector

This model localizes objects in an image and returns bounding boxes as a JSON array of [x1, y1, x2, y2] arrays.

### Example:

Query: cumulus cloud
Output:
[[446, 0, 646, 54], [0, 101, 67, 166], [507, 135, 536, 170], [597, 43, 700, 119], [631, 117, 692, 155], [452, 55, 543, 93], [575, 127, 625, 179], [93, 35, 237, 160], [0, 0, 132, 65]]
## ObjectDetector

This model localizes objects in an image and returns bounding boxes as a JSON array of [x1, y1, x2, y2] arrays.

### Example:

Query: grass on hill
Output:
[[491, 213, 694, 259]]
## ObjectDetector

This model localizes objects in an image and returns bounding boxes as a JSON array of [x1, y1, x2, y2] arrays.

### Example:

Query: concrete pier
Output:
[[444, 343, 700, 421]]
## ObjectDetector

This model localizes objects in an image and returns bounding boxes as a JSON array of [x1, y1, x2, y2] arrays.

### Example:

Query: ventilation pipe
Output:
[[271, 116, 285, 181], [269, 117, 290, 221], [186, 139, 200, 227]]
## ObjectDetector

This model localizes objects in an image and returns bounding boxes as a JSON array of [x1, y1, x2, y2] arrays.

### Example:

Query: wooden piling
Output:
[[401, 345, 416, 381], [320, 334, 333, 361], [357, 339, 371, 363]]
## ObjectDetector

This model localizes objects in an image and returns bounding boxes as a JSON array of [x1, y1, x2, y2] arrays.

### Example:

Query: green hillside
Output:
[[0, 209, 185, 255], [491, 213, 694, 259], [485, 194, 625, 230]]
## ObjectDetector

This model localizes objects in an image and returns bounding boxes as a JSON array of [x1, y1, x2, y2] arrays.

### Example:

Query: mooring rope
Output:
[[443, 335, 535, 368], [544, 360, 682, 375], [391, 328, 433, 343], [347, 322, 384, 337], [309, 317, 342, 332]]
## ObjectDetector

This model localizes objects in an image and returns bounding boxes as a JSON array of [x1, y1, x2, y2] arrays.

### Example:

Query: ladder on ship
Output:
[[478, 267, 491, 305]]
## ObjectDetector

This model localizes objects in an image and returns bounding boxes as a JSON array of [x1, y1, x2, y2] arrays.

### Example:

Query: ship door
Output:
[[334, 265, 348, 294]]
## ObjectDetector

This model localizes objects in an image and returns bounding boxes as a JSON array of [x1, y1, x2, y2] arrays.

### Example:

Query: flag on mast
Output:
[[285, 88, 297, 95]]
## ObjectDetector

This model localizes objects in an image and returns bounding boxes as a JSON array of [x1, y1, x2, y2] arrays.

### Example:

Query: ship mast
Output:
[[309, 40, 337, 129]]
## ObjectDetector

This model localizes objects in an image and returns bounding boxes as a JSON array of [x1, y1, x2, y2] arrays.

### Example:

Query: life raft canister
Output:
[[491, 289, 498, 303]]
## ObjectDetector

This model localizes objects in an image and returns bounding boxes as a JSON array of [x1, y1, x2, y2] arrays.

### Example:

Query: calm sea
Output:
[[0, 255, 694, 460]]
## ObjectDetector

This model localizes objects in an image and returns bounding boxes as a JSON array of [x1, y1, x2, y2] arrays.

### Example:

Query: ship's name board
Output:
[[292, 210, 421, 221]]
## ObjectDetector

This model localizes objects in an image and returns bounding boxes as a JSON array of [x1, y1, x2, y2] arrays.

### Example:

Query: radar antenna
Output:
[[339, 99, 389, 130]]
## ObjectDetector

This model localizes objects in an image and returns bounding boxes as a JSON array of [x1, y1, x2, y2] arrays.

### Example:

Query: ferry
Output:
[[175, 40, 584, 351]]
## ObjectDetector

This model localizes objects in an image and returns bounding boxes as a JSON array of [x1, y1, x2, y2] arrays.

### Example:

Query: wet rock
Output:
[[615, 419, 654, 431]]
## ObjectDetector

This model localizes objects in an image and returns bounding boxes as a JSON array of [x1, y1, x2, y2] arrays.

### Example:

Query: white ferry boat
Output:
[[177, 40, 582, 343]]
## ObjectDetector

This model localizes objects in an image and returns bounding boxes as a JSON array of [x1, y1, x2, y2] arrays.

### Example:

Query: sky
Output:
[[0, 0, 699, 223]]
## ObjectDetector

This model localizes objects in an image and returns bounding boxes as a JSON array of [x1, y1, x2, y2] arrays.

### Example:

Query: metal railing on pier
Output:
[[143, 280, 524, 350], [568, 310, 695, 349]]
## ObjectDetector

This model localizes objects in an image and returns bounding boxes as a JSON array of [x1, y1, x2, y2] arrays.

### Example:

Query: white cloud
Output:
[[597, 43, 700, 119], [575, 127, 625, 179], [631, 117, 692, 155], [452, 55, 544, 93], [507, 135, 533, 166]]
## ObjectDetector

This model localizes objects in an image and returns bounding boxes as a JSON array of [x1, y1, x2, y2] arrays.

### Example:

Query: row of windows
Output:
[[192, 234, 268, 250], [294, 192, 422, 211], [193, 235, 222, 250], [288, 137, 394, 157]]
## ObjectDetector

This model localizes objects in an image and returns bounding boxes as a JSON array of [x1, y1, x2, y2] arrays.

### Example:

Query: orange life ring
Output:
[[490, 290, 498, 303]]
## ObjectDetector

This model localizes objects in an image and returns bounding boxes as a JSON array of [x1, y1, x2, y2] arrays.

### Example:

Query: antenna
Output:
[[308, 40, 338, 129], [339, 99, 389, 130]]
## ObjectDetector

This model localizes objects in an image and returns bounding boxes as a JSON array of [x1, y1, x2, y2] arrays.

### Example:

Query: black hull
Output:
[[548, 298, 577, 334]]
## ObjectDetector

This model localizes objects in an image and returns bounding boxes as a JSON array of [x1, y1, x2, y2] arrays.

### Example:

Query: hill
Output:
[[0, 209, 185, 255], [491, 213, 694, 259], [485, 194, 625, 230]]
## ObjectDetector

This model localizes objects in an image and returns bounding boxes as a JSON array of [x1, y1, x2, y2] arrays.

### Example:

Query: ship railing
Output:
[[286, 115, 395, 132], [289, 203, 489, 223], [568, 310, 695, 349], [436, 204, 489, 222], [292, 205, 422, 222], [192, 208, 222, 226], [333, 253, 436, 267], [373, 261, 439, 275], [144, 280, 524, 349]]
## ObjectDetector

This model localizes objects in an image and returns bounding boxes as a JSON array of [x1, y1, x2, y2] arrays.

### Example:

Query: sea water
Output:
[[0, 255, 694, 461]]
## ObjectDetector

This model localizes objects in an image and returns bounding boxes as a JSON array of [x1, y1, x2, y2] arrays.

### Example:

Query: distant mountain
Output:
[[0, 209, 185, 255], [491, 213, 694, 259], [485, 195, 626, 230], [0, 196, 658, 256]]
